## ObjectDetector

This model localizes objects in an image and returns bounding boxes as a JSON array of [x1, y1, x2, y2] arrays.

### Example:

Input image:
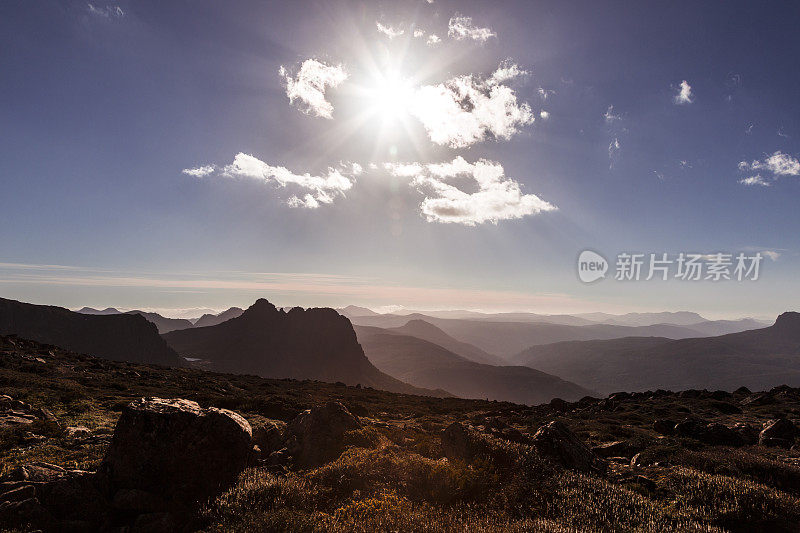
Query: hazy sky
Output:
[[1, 0, 799, 319]]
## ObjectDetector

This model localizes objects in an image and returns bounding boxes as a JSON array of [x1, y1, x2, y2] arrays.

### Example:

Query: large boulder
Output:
[[285, 401, 361, 467], [532, 420, 606, 473], [759, 418, 798, 448], [101, 398, 253, 510], [441, 422, 494, 463]]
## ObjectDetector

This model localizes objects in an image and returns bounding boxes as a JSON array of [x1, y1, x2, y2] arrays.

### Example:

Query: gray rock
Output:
[[102, 397, 253, 509], [285, 401, 360, 467], [532, 420, 606, 473], [759, 418, 798, 448]]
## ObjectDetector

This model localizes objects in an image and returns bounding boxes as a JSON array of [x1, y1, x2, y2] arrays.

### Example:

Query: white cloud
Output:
[[539, 110, 550, 120], [608, 138, 621, 169], [738, 175, 770, 187], [376, 22, 404, 39], [287, 194, 320, 209], [738, 151, 800, 186], [385, 156, 556, 225], [408, 62, 534, 148], [279, 59, 348, 119], [210, 153, 358, 208], [763, 250, 781, 261], [426, 34, 441, 46], [87, 3, 124, 17], [182, 165, 215, 177], [674, 80, 694, 105], [413, 29, 425, 38], [604, 105, 621, 124], [448, 14, 496, 42]]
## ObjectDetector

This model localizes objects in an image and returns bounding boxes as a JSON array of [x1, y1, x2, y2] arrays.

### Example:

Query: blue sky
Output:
[[1, 0, 798, 318]]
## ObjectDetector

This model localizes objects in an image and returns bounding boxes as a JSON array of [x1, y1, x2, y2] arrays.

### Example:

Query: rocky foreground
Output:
[[3, 335, 800, 531]]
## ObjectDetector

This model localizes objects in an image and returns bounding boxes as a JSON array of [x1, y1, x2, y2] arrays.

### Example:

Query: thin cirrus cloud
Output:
[[376, 22, 404, 39], [408, 62, 535, 148], [673, 80, 694, 105], [87, 3, 124, 18], [187, 153, 361, 209], [385, 156, 556, 226], [448, 14, 496, 42], [278, 59, 348, 119], [738, 151, 800, 186]]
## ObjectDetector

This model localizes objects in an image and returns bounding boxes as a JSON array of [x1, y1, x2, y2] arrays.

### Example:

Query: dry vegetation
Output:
[[3, 335, 800, 531]]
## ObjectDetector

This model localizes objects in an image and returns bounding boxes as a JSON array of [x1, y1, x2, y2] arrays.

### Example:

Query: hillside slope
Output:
[[356, 325, 594, 404], [515, 313, 800, 393], [0, 297, 183, 367]]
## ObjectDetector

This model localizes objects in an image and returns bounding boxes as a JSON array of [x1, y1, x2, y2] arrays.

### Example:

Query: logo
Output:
[[578, 250, 608, 283]]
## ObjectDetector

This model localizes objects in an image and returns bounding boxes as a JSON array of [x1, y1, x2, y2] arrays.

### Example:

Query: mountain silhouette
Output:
[[193, 307, 244, 328], [0, 297, 183, 367], [355, 325, 594, 404], [514, 312, 800, 394], [77, 307, 194, 334], [163, 299, 445, 396]]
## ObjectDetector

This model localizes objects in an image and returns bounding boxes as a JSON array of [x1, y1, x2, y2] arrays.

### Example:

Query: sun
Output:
[[367, 69, 414, 124]]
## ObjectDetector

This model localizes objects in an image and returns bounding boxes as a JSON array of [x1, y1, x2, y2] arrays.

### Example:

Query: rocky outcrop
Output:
[[285, 401, 361, 467], [0, 394, 59, 430], [672, 417, 746, 446], [0, 297, 183, 367], [532, 420, 606, 473], [759, 418, 798, 448], [102, 398, 254, 510]]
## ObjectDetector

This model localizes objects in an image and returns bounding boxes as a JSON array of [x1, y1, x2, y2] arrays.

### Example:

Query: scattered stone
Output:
[[285, 401, 361, 467], [0, 485, 36, 503], [532, 420, 606, 473], [653, 419, 676, 435], [592, 440, 640, 458], [63, 426, 92, 444], [5, 462, 66, 483]]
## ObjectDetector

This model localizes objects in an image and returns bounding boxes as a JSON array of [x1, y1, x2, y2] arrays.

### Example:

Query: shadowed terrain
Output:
[[4, 334, 800, 532], [163, 299, 444, 397]]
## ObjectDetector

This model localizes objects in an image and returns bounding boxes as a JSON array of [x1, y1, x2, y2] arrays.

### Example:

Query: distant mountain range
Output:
[[355, 324, 593, 404], [345, 312, 766, 357], [163, 299, 444, 397], [1, 297, 183, 367], [77, 306, 244, 334], [514, 312, 800, 394]]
